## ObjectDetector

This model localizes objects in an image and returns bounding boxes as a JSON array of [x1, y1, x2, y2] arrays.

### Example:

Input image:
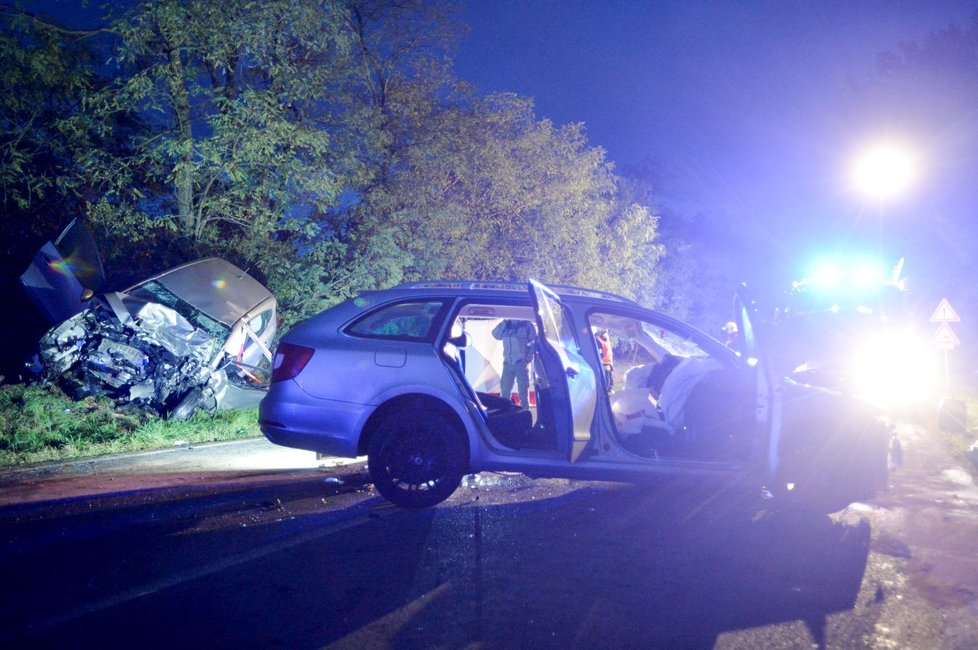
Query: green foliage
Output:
[[0, 9, 98, 255], [3, 0, 670, 329], [0, 18, 83, 205], [355, 90, 664, 301], [0, 383, 261, 466]]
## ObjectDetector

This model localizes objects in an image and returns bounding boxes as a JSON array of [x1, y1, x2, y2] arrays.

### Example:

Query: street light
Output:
[[850, 139, 919, 255], [850, 141, 918, 202]]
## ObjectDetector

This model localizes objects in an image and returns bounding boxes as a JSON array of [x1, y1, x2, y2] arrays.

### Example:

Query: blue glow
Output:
[[852, 263, 883, 287], [803, 256, 888, 293]]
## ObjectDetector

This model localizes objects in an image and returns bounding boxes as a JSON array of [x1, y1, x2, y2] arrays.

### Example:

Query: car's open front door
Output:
[[528, 279, 596, 462], [734, 284, 783, 479]]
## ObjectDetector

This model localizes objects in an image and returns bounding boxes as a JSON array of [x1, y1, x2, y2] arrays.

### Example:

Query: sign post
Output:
[[929, 299, 961, 390]]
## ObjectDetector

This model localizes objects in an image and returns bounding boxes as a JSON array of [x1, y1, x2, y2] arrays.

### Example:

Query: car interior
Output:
[[589, 311, 755, 462], [443, 304, 560, 452], [440, 301, 755, 462]]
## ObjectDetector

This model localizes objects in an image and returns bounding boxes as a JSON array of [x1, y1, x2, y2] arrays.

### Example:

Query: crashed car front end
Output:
[[38, 298, 237, 418], [21, 220, 278, 419]]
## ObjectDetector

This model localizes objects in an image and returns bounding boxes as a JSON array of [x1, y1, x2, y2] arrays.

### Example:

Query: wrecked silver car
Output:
[[21, 220, 276, 419]]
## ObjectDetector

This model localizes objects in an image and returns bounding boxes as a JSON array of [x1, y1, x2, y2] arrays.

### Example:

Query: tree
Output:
[[3, 0, 667, 328], [0, 6, 101, 258], [82, 0, 360, 244], [355, 91, 663, 299]]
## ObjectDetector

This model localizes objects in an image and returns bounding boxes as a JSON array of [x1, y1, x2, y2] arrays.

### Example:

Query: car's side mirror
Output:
[[80, 288, 95, 302]]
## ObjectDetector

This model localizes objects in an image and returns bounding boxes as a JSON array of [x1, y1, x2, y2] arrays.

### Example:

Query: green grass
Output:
[[0, 383, 261, 467]]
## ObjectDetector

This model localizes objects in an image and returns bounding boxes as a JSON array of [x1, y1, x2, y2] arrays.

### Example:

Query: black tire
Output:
[[367, 408, 468, 508], [775, 415, 890, 514], [169, 387, 205, 421]]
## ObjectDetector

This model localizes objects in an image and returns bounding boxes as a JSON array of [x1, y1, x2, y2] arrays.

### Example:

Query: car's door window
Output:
[[347, 300, 447, 342], [236, 308, 276, 367], [535, 290, 579, 354], [248, 309, 272, 336]]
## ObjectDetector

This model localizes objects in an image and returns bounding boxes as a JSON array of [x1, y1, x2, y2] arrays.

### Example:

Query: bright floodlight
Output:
[[852, 263, 883, 287], [851, 142, 918, 201], [812, 262, 842, 287], [849, 329, 939, 409]]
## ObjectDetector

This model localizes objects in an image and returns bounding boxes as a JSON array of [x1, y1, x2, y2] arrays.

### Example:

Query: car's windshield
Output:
[[129, 280, 230, 341], [640, 320, 711, 359]]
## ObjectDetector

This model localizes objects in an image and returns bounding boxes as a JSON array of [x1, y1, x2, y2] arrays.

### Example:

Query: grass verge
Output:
[[0, 383, 261, 468]]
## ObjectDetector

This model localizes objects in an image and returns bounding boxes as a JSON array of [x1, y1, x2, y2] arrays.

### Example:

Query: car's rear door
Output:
[[528, 279, 596, 462]]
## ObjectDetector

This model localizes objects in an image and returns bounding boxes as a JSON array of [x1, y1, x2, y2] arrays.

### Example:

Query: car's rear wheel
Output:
[[367, 408, 468, 508]]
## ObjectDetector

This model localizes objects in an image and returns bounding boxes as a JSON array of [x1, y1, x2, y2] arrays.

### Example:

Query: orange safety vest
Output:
[[596, 335, 612, 366]]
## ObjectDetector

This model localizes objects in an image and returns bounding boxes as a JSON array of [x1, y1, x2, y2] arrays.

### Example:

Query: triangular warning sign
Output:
[[929, 298, 960, 323], [932, 322, 960, 348]]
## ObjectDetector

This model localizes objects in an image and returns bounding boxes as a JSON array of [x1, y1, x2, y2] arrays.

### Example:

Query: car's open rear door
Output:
[[529, 279, 596, 462], [734, 284, 783, 479]]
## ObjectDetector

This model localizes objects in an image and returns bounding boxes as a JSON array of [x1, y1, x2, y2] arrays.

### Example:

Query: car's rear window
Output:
[[346, 300, 447, 342]]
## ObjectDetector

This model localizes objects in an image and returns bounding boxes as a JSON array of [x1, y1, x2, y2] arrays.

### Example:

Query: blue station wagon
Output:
[[260, 280, 890, 509]]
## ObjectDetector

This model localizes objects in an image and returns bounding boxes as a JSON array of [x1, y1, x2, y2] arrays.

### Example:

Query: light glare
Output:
[[852, 143, 918, 201], [849, 330, 938, 408]]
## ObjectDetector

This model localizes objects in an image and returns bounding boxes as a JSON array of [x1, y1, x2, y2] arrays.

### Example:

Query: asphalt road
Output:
[[1, 426, 976, 649]]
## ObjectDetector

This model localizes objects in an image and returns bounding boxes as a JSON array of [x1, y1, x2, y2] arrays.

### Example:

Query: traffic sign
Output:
[[929, 298, 960, 323], [932, 322, 961, 349]]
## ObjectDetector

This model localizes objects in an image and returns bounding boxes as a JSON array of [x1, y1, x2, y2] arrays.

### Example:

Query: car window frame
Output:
[[529, 280, 597, 462]]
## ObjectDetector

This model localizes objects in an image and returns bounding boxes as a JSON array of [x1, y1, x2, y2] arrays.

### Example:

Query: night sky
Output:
[[453, 0, 978, 308]]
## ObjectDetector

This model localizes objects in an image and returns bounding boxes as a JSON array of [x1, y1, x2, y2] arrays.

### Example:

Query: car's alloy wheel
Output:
[[368, 409, 467, 508]]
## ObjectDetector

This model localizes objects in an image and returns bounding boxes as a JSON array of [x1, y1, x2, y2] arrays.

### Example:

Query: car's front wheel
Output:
[[775, 415, 890, 514], [367, 408, 468, 508]]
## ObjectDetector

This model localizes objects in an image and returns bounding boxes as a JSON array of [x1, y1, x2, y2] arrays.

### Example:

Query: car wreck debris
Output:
[[22, 220, 277, 420], [39, 300, 227, 418]]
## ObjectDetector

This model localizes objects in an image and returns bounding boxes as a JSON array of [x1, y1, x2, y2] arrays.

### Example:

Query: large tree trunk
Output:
[[164, 44, 195, 236]]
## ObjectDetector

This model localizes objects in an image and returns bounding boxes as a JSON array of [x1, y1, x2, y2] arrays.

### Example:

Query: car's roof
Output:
[[126, 258, 274, 326], [372, 280, 642, 308]]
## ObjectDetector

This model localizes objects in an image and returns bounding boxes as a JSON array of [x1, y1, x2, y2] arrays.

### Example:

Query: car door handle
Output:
[[565, 366, 579, 378]]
